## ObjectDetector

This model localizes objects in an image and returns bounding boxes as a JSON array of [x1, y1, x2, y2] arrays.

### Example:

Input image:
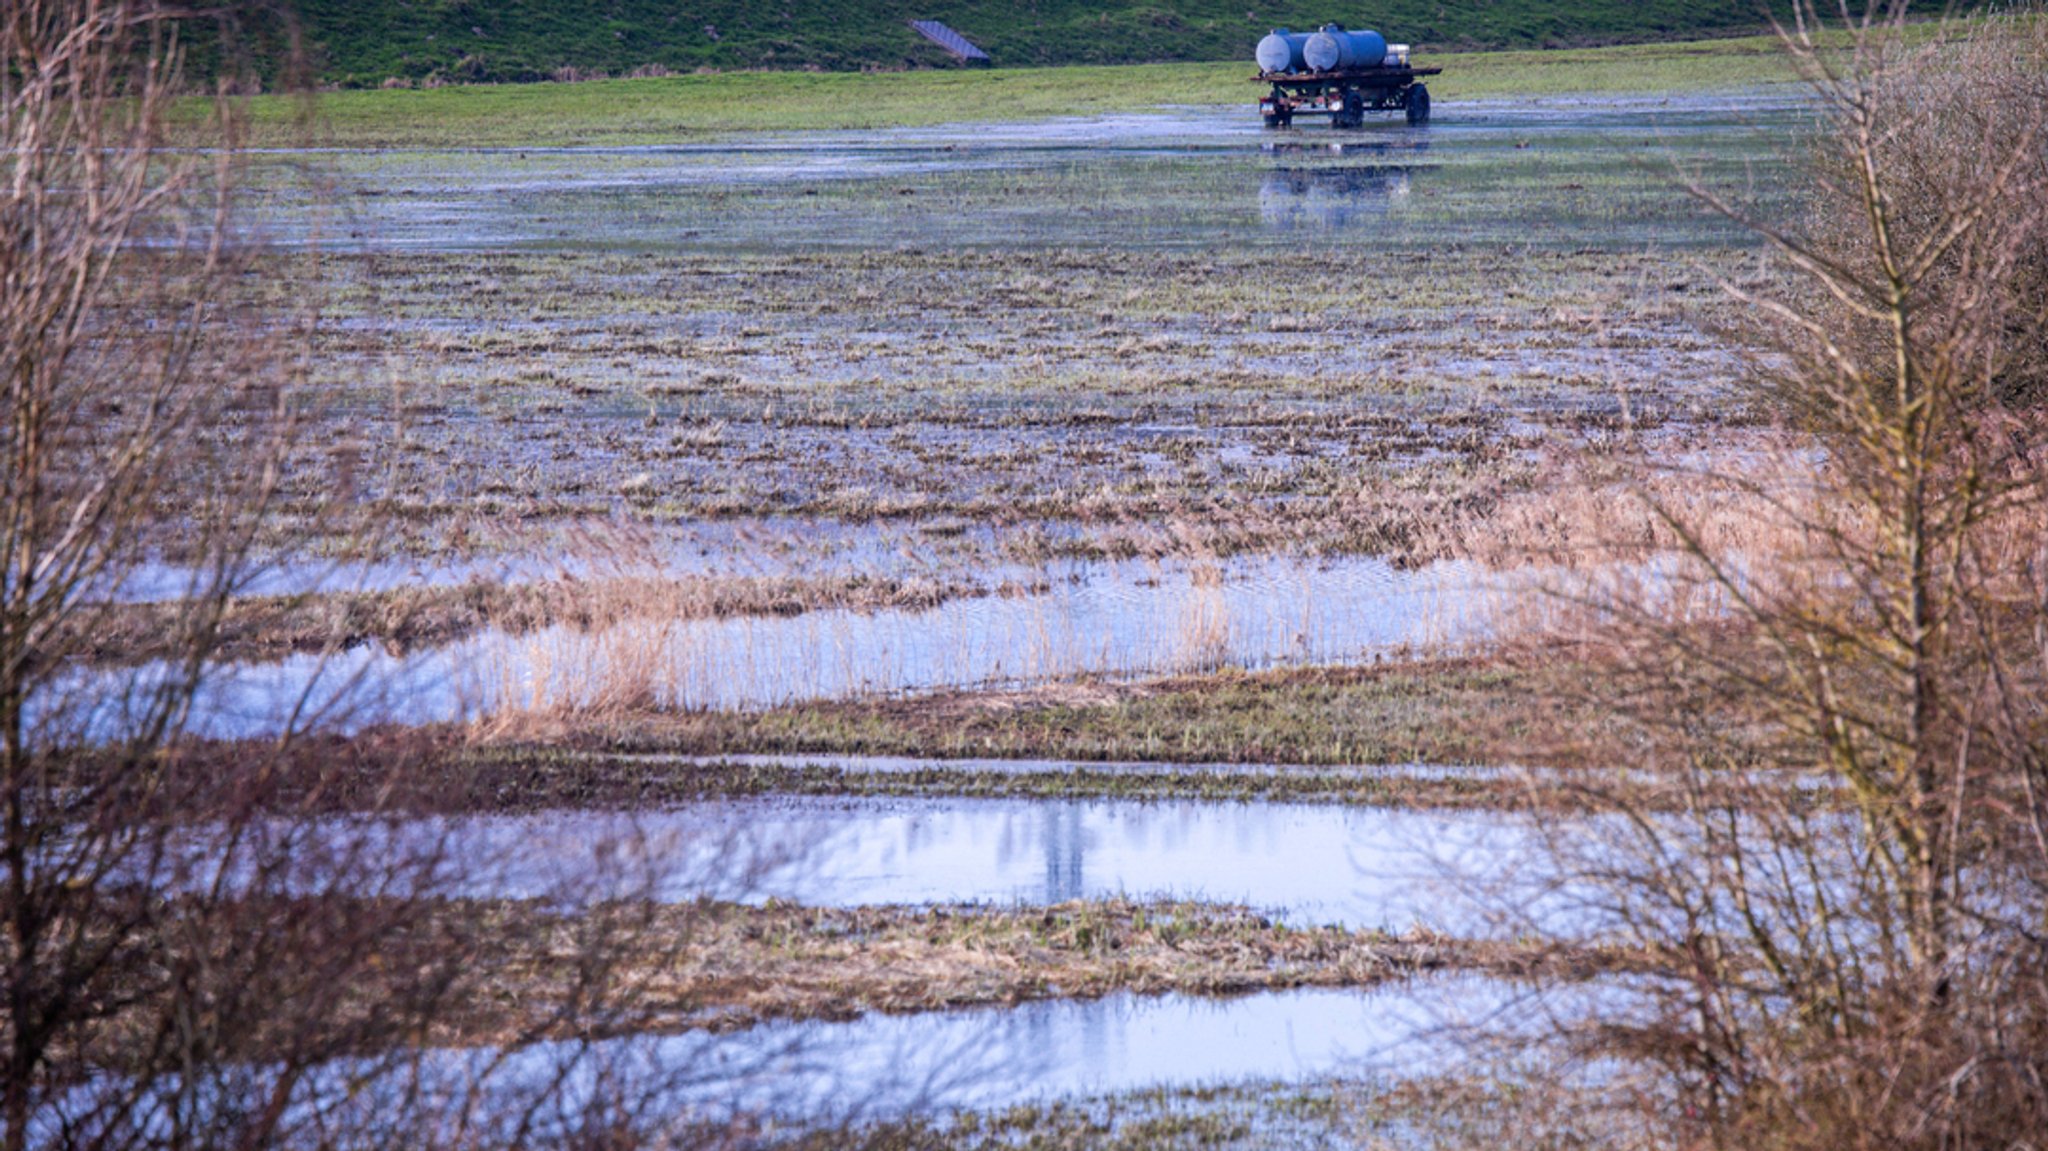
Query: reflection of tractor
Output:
[[1255, 24, 1438, 128]]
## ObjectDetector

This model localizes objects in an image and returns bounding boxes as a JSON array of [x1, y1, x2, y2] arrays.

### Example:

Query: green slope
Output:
[[242, 34, 1807, 147], [292, 0, 1801, 86]]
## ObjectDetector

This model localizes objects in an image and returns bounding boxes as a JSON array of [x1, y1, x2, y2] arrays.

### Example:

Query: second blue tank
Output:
[[1302, 24, 1388, 71]]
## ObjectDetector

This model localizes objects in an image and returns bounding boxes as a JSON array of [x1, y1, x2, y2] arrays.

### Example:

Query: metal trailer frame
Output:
[[1257, 65, 1441, 128]]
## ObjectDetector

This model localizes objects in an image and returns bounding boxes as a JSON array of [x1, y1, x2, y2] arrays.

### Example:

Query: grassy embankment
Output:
[[289, 0, 1798, 84], [240, 32, 1809, 147]]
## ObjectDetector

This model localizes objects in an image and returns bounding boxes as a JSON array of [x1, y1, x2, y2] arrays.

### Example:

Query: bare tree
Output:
[[0, 6, 816, 1149], [0, 4, 496, 1145], [5, 1, 296, 1142], [1514, 4, 2048, 1147]]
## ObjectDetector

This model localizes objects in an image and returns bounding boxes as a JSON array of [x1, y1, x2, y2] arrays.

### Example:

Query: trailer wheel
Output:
[[1405, 83, 1431, 124], [1334, 88, 1364, 130]]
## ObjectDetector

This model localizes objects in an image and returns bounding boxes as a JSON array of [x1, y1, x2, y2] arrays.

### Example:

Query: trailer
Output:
[[1253, 26, 1436, 128], [1258, 63, 1437, 128]]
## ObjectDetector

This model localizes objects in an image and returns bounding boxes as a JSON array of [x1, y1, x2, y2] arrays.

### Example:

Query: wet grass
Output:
[[80, 569, 997, 665], [547, 658, 1593, 771], [440, 751, 1503, 809], [437, 896, 1613, 1040], [801, 1070, 1606, 1150], [144, 656, 1600, 812], [793, 1083, 1366, 1151], [147, 641, 1788, 813], [135, 649, 1605, 806], [244, 33, 1809, 147], [299, 242, 1759, 559]]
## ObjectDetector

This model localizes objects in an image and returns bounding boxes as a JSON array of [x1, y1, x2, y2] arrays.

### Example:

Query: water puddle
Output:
[[60, 554, 1544, 739], [274, 796, 1564, 934], [477, 554, 1498, 713], [255, 90, 1806, 253], [466, 976, 1552, 1123], [52, 975, 1610, 1142]]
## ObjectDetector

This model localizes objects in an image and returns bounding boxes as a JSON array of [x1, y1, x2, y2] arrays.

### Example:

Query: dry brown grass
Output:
[[72, 569, 988, 666], [504, 652, 1615, 773], [1434, 432, 1830, 572], [413, 898, 1627, 1044]]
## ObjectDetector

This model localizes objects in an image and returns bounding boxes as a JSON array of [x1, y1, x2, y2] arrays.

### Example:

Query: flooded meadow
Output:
[[29, 0, 2048, 1141], [68, 83, 1813, 1142], [256, 89, 1799, 569]]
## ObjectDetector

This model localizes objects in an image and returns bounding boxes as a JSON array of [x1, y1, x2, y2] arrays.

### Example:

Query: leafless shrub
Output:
[[1506, 5, 2048, 1148], [1439, 435, 1835, 572], [0, 5, 818, 1148], [1792, 8, 2048, 412]]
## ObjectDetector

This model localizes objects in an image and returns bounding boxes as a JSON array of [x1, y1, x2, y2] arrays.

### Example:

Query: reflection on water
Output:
[[314, 796, 1564, 933], [1258, 135, 1428, 230], [566, 977, 1536, 1118], [1260, 165, 1414, 229], [55, 554, 1530, 741], [396, 975, 1625, 1135], [652, 975, 1582, 1115], [1044, 800, 1085, 902], [53, 976, 1586, 1142], [251, 91, 1802, 254]]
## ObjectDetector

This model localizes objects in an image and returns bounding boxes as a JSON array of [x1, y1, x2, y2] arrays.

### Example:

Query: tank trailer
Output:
[[1255, 23, 1438, 128]]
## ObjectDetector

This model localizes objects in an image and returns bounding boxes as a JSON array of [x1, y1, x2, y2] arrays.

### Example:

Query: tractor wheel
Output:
[[1405, 83, 1431, 124]]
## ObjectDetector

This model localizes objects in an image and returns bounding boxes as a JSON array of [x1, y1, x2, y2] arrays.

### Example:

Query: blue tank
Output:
[[1303, 25, 1389, 71], [1255, 29, 1311, 73]]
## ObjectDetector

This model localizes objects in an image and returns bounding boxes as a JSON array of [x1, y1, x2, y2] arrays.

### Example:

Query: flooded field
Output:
[[70, 553, 1543, 736], [315, 795, 1555, 931], [402, 977, 1553, 1125], [50, 975, 1591, 1145], [36, 4, 2048, 1143], [47, 81, 1819, 1146], [284, 92, 1798, 253], [224, 89, 1804, 569]]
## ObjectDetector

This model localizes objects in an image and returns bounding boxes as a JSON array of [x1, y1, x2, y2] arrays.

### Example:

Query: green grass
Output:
[[282, 0, 1802, 85], [245, 32, 1808, 148]]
